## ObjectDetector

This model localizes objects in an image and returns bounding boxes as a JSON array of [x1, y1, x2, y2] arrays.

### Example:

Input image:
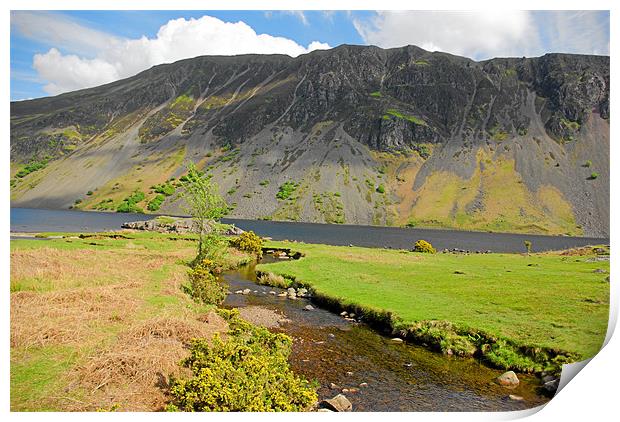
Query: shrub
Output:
[[153, 182, 175, 196], [147, 194, 165, 211], [86, 190, 94, 196], [583, 160, 592, 168], [259, 180, 270, 186], [116, 190, 146, 213], [589, 172, 599, 180], [166, 309, 317, 411], [524, 240, 532, 254], [376, 184, 385, 194], [276, 181, 298, 200], [413, 239, 436, 254], [183, 261, 227, 305], [231, 231, 263, 257]]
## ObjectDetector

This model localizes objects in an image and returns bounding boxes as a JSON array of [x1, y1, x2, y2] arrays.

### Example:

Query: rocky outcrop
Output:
[[121, 217, 243, 235]]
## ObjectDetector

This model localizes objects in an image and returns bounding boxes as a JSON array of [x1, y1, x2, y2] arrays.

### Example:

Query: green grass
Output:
[[383, 109, 428, 126], [257, 242, 609, 361]]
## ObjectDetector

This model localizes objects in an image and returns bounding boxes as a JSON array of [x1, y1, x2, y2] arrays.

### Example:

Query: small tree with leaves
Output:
[[179, 162, 229, 266]]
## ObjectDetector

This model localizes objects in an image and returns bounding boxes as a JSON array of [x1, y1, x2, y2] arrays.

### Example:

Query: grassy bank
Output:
[[256, 241, 609, 372], [10, 231, 251, 411]]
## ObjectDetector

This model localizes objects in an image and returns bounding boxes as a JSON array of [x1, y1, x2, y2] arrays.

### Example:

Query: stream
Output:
[[221, 257, 549, 412]]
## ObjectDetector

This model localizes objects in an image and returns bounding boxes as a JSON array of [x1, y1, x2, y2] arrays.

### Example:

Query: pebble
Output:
[[340, 311, 348, 317], [328, 333, 336, 339], [235, 290, 243, 294], [304, 305, 315, 311], [269, 291, 277, 295], [329, 383, 340, 390], [242, 289, 251, 295], [359, 382, 368, 388], [391, 337, 404, 343], [346, 371, 353, 376], [509, 394, 524, 401]]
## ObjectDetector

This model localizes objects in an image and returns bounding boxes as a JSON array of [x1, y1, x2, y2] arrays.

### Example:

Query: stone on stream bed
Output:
[[508, 394, 524, 401], [304, 305, 315, 311], [391, 337, 404, 343], [242, 289, 251, 295], [496, 371, 520, 388], [320, 394, 353, 412]]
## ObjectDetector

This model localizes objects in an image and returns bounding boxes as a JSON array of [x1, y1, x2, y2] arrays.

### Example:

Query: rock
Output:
[[320, 394, 352, 412], [542, 378, 560, 395], [497, 371, 520, 388], [346, 371, 353, 376], [277, 292, 287, 297], [225, 225, 244, 235], [404, 363, 413, 368], [359, 382, 368, 388], [508, 394, 524, 401], [234, 290, 243, 294], [341, 388, 349, 393], [287, 287, 296, 294], [328, 333, 336, 339], [287, 293, 297, 299], [329, 382, 340, 390], [349, 313, 356, 318], [269, 291, 277, 295], [340, 311, 348, 317], [242, 289, 251, 295], [391, 337, 404, 343], [277, 318, 291, 324], [347, 387, 360, 394], [297, 288, 308, 297], [317, 408, 333, 412], [304, 305, 315, 311]]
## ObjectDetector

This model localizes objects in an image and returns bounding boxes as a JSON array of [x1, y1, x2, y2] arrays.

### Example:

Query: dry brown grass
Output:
[[10, 247, 176, 292], [11, 285, 139, 348], [66, 312, 227, 411], [10, 238, 241, 411]]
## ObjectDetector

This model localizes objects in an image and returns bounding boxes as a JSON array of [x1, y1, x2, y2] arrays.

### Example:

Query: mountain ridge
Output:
[[10, 44, 610, 237]]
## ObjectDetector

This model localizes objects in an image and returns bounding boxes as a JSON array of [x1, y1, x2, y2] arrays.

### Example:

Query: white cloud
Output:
[[16, 13, 330, 95], [354, 11, 538, 60], [353, 10, 609, 61]]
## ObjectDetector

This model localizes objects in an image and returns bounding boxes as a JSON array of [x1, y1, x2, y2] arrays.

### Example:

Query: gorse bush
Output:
[[183, 260, 227, 305], [413, 239, 436, 254], [231, 231, 263, 257], [166, 309, 318, 411]]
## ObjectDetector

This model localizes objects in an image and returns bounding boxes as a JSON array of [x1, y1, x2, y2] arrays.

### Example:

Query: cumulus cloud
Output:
[[353, 10, 609, 60], [16, 13, 330, 95]]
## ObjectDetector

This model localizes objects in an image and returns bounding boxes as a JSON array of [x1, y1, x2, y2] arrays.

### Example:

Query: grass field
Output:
[[10, 232, 250, 411], [257, 241, 609, 363]]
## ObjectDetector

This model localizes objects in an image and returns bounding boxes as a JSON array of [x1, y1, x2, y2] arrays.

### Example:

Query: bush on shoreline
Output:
[[166, 309, 318, 411]]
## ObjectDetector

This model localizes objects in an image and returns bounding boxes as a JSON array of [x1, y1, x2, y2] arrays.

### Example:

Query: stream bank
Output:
[[220, 257, 550, 411]]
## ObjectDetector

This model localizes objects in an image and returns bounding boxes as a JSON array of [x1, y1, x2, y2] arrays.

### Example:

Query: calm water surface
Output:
[[11, 207, 607, 253]]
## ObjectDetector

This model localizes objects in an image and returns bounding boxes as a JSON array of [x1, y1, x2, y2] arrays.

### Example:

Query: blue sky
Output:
[[10, 10, 609, 100]]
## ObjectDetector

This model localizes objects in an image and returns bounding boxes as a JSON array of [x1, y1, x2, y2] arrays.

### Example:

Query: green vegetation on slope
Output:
[[383, 109, 428, 126], [139, 94, 196, 142], [257, 241, 609, 369]]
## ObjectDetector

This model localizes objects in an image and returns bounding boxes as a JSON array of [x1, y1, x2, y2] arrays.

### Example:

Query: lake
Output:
[[11, 207, 608, 253]]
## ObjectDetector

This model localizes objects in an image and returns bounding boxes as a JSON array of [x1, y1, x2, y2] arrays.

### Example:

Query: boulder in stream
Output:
[[320, 394, 352, 412], [497, 371, 520, 388]]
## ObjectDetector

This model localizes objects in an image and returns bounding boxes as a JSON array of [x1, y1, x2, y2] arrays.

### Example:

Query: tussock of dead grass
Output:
[[11, 286, 138, 348], [70, 312, 227, 411]]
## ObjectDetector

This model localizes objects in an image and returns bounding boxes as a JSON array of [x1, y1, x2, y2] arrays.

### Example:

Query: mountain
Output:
[[10, 45, 609, 237]]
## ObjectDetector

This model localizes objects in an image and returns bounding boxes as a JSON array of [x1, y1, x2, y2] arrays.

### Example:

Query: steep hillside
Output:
[[10, 45, 609, 236]]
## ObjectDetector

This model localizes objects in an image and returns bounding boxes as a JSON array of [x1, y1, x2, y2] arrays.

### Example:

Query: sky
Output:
[[10, 10, 610, 101]]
